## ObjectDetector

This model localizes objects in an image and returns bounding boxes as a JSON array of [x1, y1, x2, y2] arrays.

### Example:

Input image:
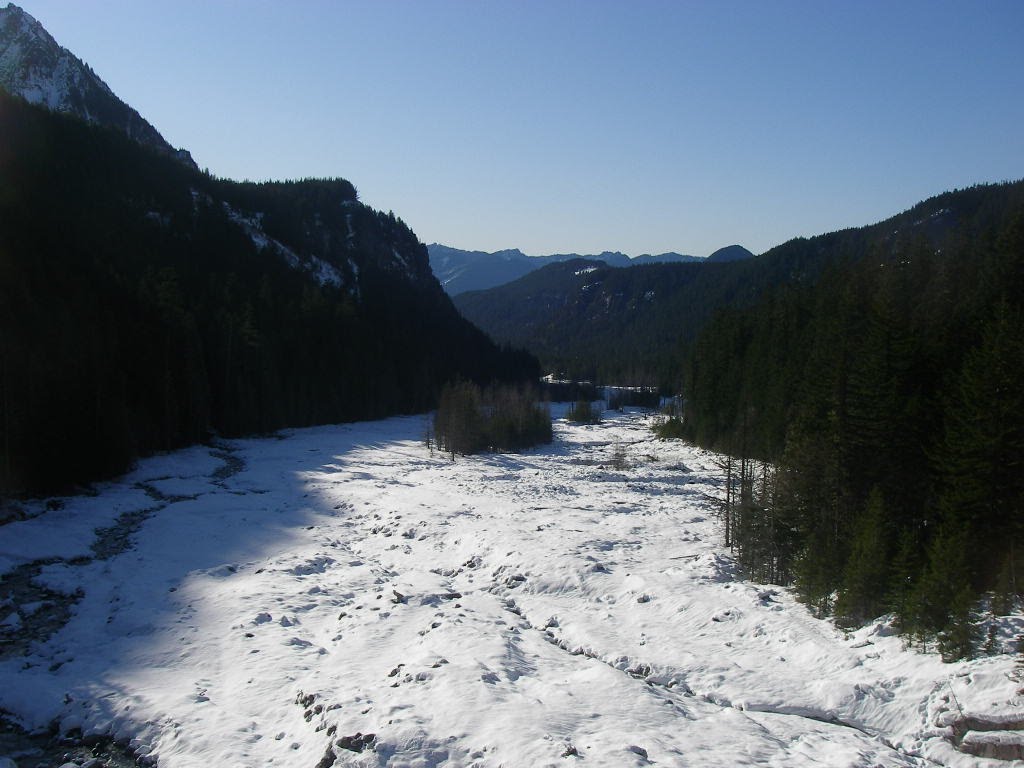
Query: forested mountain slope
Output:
[[0, 91, 536, 495], [455, 259, 710, 385], [454, 238, 837, 387], [456, 185, 1019, 388], [682, 179, 1024, 649]]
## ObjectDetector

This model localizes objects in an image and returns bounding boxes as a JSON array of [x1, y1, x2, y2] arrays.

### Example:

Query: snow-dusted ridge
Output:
[[0, 3, 196, 167], [0, 3, 110, 111], [0, 411, 1020, 767], [222, 202, 348, 290]]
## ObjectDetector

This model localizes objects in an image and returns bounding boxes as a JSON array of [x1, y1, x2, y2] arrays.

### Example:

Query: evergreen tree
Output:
[[566, 400, 601, 424], [933, 299, 1024, 588], [938, 585, 980, 662], [835, 487, 890, 625], [991, 550, 1019, 616], [910, 523, 972, 639]]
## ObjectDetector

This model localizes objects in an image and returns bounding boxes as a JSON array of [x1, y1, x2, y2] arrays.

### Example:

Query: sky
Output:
[[14, 0, 1024, 257]]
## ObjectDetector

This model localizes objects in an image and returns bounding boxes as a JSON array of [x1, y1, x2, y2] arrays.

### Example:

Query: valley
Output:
[[2, 4, 1023, 766], [1, 411, 1019, 767]]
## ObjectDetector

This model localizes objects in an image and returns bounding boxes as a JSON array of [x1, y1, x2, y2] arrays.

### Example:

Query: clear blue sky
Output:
[[16, 0, 1024, 257]]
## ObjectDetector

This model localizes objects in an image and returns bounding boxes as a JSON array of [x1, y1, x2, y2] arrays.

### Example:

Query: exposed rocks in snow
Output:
[[335, 732, 376, 753], [0, 558, 82, 660], [627, 743, 649, 759], [314, 745, 336, 768], [0, 713, 141, 768], [0, 441, 248, 760]]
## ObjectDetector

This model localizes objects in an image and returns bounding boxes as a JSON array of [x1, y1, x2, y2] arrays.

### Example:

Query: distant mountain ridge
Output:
[[0, 2, 196, 167], [428, 243, 753, 295], [453, 182, 1022, 386]]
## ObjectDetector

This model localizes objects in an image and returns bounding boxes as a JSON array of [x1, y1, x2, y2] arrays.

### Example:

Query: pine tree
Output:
[[938, 585, 979, 662], [934, 299, 1024, 588], [991, 548, 1018, 616], [889, 527, 924, 633], [835, 487, 889, 625], [910, 523, 972, 638]]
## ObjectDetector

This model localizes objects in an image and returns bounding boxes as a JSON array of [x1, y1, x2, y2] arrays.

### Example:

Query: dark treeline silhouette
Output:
[[681, 180, 1024, 658], [565, 400, 601, 425], [538, 380, 601, 403], [431, 380, 552, 457], [0, 92, 538, 496], [607, 388, 660, 410]]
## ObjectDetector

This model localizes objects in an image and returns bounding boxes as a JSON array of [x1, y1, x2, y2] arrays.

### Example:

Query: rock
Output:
[[336, 732, 375, 752], [628, 744, 649, 759]]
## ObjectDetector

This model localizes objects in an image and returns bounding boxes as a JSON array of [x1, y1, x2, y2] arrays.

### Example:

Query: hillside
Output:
[[455, 184, 1021, 387], [454, 259, 706, 385], [679, 179, 1024, 646], [0, 3, 195, 166], [0, 88, 536, 496]]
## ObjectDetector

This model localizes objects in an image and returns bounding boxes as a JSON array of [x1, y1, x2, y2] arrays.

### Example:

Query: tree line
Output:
[[431, 380, 552, 457], [681, 181, 1024, 658], [0, 91, 538, 496]]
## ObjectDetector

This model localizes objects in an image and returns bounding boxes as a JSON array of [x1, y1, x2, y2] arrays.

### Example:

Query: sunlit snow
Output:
[[0, 411, 1020, 767]]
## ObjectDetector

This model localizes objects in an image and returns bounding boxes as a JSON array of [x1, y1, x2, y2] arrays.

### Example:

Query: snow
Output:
[[222, 203, 344, 288], [392, 246, 410, 273], [0, 5, 116, 120], [0, 411, 1020, 767]]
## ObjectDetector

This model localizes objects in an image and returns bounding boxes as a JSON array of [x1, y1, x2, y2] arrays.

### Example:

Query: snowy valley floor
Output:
[[1, 410, 1022, 768]]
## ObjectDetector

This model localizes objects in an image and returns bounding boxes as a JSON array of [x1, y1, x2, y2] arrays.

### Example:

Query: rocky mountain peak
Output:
[[0, 3, 196, 168]]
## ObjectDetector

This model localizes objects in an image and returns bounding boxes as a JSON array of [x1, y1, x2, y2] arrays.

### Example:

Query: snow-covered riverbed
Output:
[[1, 411, 1020, 767]]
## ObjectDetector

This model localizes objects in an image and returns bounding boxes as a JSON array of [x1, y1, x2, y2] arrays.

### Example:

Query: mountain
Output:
[[427, 243, 739, 296], [631, 252, 702, 265], [681, 180, 1024, 645], [0, 3, 195, 167], [454, 184, 1022, 387], [427, 245, 541, 295], [0, 42, 535, 496], [454, 257, 717, 385], [706, 244, 754, 262]]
